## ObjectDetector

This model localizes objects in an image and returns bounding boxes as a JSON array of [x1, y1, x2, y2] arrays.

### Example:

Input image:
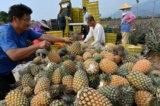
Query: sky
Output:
[[0, 0, 148, 21]]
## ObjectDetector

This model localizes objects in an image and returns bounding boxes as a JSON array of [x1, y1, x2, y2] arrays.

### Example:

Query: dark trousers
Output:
[[82, 25, 89, 40], [60, 27, 66, 37], [0, 72, 16, 100]]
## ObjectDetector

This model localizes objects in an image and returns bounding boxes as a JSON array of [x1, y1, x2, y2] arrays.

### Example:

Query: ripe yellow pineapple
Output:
[[63, 60, 76, 75], [106, 43, 117, 51], [83, 51, 92, 60], [51, 68, 62, 84], [99, 59, 118, 74], [132, 59, 151, 74], [21, 73, 34, 87], [34, 77, 51, 95], [22, 86, 33, 97], [85, 60, 99, 75], [31, 91, 51, 106], [135, 90, 153, 106], [75, 55, 84, 62], [73, 70, 89, 93], [114, 55, 121, 64], [5, 90, 29, 106], [81, 43, 89, 49], [70, 41, 82, 55], [102, 52, 115, 61], [47, 50, 61, 63], [75, 87, 113, 106], [62, 75, 73, 91], [108, 75, 129, 86]]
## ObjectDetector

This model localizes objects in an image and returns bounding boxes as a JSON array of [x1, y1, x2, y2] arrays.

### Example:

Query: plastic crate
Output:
[[46, 31, 63, 37], [73, 26, 82, 33], [105, 33, 117, 44], [127, 45, 143, 55]]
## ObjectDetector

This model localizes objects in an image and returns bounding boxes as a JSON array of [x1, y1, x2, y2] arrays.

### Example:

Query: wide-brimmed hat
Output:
[[39, 20, 50, 29], [119, 3, 132, 10]]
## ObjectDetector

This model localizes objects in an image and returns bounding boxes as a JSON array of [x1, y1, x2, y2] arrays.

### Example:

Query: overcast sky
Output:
[[0, 0, 148, 21]]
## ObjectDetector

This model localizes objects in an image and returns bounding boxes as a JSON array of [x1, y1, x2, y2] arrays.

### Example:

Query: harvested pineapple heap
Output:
[[3, 37, 160, 106]]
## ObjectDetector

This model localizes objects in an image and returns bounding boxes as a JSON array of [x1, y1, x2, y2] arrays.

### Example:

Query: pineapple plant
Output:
[[47, 50, 61, 63], [34, 77, 51, 95], [132, 59, 151, 74], [74, 87, 113, 106], [51, 68, 62, 84], [31, 91, 52, 106], [99, 58, 118, 74], [5, 90, 29, 106]]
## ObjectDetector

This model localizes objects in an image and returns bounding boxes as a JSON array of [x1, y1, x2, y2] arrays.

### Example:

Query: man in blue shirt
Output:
[[82, 7, 89, 40], [0, 4, 72, 100]]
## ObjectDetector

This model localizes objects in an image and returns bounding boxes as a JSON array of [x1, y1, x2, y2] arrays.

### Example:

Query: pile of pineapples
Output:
[[3, 40, 160, 106]]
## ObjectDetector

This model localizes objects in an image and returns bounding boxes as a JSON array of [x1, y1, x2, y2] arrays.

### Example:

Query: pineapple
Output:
[[21, 73, 33, 87], [5, 90, 29, 106], [108, 75, 129, 86], [22, 86, 33, 97], [99, 73, 111, 88], [34, 77, 51, 95], [135, 90, 153, 106], [99, 59, 118, 74], [115, 68, 128, 78], [97, 85, 120, 103], [33, 56, 41, 64], [29, 65, 39, 76], [62, 75, 73, 91], [118, 85, 135, 106], [63, 60, 76, 75], [93, 52, 99, 57], [101, 52, 114, 61], [75, 55, 84, 62], [31, 91, 52, 106], [120, 62, 135, 73], [51, 68, 62, 84], [127, 71, 153, 91], [113, 55, 121, 64], [118, 45, 138, 63], [70, 41, 82, 55], [47, 50, 61, 63], [83, 51, 92, 60], [10, 80, 22, 89], [132, 59, 151, 74], [94, 54, 103, 63], [50, 100, 66, 106], [83, 58, 94, 70], [73, 70, 89, 93], [85, 60, 99, 75], [89, 74, 100, 89], [75, 87, 113, 106], [81, 43, 89, 49], [106, 43, 117, 51]]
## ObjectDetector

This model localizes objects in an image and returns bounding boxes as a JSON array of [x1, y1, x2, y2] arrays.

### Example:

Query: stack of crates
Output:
[[72, 8, 82, 23], [105, 33, 117, 44], [87, 1, 100, 23], [80, 10, 84, 23], [82, 0, 89, 8], [46, 31, 63, 37]]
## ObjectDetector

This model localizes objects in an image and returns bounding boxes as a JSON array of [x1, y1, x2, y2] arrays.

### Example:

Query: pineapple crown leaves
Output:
[[94, 55, 102, 63], [76, 61, 84, 70], [61, 94, 76, 105], [58, 47, 69, 57], [100, 72, 111, 83], [60, 64, 69, 77], [148, 97, 159, 106]]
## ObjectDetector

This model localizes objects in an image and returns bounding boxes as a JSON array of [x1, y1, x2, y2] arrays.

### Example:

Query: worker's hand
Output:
[[38, 40, 51, 49], [63, 38, 73, 45]]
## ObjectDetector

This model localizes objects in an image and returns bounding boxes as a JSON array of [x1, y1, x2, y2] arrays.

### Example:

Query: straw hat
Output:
[[119, 3, 132, 10], [39, 20, 50, 29]]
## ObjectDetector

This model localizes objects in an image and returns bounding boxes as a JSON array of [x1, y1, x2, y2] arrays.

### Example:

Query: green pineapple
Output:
[[115, 68, 128, 78], [51, 68, 62, 84], [49, 100, 66, 106]]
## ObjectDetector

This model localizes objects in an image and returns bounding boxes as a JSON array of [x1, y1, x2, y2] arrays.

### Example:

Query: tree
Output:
[[0, 11, 8, 23]]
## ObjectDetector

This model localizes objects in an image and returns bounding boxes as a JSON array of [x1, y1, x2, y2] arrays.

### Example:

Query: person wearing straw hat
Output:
[[119, 3, 136, 44]]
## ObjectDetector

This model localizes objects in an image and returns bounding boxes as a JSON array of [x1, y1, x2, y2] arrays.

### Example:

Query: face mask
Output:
[[122, 8, 131, 16]]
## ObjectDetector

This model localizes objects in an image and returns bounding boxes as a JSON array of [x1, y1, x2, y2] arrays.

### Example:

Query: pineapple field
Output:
[[1, 21, 160, 106]]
